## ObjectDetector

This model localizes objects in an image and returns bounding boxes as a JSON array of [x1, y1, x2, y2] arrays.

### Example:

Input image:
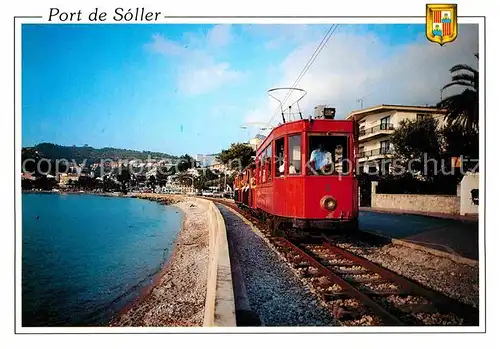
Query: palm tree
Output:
[[437, 53, 479, 131]]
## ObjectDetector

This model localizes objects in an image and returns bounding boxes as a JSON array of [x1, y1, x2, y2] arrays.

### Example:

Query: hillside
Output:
[[23, 143, 178, 164]]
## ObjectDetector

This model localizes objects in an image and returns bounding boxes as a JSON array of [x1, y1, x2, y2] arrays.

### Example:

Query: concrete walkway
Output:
[[359, 210, 479, 262]]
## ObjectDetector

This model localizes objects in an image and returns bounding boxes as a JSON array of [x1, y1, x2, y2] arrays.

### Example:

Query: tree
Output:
[[178, 154, 195, 172], [76, 176, 98, 191], [27, 143, 178, 165], [390, 117, 443, 177], [102, 175, 119, 192], [22, 177, 35, 191], [217, 143, 255, 170], [225, 171, 237, 190], [155, 165, 174, 186], [148, 175, 157, 187], [194, 168, 218, 190], [441, 123, 479, 172], [437, 53, 479, 131], [387, 117, 471, 194], [33, 175, 57, 191], [116, 165, 131, 194], [21, 148, 68, 178]]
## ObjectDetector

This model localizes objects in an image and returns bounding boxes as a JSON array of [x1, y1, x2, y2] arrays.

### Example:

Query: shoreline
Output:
[[24, 190, 191, 325], [110, 194, 210, 327], [22, 189, 189, 201], [22, 189, 133, 198], [110, 195, 188, 322]]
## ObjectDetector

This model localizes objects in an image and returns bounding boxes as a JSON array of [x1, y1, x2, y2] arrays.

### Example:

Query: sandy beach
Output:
[[110, 194, 210, 327]]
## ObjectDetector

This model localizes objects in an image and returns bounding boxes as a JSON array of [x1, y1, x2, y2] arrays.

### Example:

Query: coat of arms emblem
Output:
[[426, 4, 458, 46]]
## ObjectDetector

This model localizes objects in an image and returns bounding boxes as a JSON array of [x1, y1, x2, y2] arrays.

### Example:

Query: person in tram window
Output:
[[278, 162, 285, 176], [277, 144, 285, 175], [278, 163, 297, 176], [309, 143, 333, 174]]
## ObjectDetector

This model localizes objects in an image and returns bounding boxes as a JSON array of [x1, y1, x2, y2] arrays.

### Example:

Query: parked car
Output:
[[212, 192, 223, 198]]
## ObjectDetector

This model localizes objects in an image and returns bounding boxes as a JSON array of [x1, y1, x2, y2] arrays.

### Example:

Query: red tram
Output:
[[234, 117, 359, 236]]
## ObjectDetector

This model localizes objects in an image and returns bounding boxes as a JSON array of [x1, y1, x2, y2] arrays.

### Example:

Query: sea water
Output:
[[21, 193, 182, 326]]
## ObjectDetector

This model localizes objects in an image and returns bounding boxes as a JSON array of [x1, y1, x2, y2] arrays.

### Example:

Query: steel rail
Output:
[[276, 237, 403, 326], [321, 239, 479, 326], [210, 198, 479, 326]]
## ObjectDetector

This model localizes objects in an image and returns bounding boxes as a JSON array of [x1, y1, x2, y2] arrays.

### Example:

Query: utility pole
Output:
[[356, 94, 371, 110], [356, 98, 364, 109]]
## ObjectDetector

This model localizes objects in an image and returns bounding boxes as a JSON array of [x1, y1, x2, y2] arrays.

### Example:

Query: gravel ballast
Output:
[[334, 238, 479, 308], [110, 198, 209, 326], [218, 205, 335, 326]]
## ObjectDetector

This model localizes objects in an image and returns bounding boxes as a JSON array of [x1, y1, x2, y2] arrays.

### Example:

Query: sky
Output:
[[22, 23, 479, 156]]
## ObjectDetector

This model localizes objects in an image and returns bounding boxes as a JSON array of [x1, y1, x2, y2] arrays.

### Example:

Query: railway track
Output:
[[209, 198, 479, 326]]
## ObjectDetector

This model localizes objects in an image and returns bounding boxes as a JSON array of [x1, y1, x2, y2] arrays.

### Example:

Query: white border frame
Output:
[[14, 15, 486, 334]]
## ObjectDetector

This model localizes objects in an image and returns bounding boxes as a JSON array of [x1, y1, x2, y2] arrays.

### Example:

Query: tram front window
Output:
[[307, 135, 349, 175]]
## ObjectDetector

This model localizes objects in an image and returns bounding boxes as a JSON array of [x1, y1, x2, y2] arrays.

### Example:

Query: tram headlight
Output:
[[321, 196, 337, 211]]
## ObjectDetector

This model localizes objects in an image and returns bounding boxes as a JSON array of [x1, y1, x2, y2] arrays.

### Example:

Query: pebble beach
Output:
[[110, 195, 210, 326]]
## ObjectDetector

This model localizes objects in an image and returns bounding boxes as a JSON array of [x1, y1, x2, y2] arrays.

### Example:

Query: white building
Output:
[[194, 154, 217, 168], [345, 104, 447, 173], [249, 134, 266, 151]]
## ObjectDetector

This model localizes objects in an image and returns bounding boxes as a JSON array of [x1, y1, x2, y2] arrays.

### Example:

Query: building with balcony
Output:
[[345, 104, 446, 173]]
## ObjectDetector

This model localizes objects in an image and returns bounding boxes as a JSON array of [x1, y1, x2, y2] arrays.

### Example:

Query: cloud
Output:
[[146, 25, 243, 96], [146, 34, 184, 56], [244, 24, 479, 126], [243, 24, 318, 50], [178, 61, 244, 96], [206, 24, 233, 47]]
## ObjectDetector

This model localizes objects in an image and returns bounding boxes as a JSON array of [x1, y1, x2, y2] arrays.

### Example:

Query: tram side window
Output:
[[275, 138, 285, 177], [259, 154, 265, 183], [265, 145, 272, 182], [255, 155, 259, 184], [287, 134, 301, 175], [255, 157, 260, 184], [307, 135, 349, 175]]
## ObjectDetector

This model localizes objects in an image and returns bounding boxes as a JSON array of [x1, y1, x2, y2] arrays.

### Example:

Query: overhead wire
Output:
[[265, 23, 340, 128]]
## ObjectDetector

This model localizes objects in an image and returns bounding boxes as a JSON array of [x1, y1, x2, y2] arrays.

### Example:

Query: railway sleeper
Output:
[[362, 289, 404, 296], [332, 268, 369, 275], [343, 276, 386, 284], [222, 203, 477, 326], [396, 303, 438, 314]]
